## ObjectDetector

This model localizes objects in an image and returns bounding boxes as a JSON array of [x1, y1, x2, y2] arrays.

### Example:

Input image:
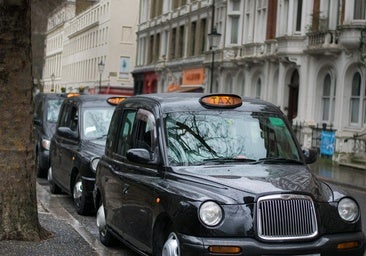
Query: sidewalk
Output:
[[0, 183, 99, 256]]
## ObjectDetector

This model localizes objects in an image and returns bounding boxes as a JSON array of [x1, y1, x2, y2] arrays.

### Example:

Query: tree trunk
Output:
[[0, 0, 51, 241]]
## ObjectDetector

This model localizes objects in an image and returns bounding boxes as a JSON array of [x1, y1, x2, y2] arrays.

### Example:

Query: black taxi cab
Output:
[[94, 93, 365, 255], [48, 94, 126, 215]]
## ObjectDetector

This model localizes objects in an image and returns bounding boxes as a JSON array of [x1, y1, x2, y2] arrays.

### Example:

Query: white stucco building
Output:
[[133, 0, 366, 163], [43, 0, 139, 95]]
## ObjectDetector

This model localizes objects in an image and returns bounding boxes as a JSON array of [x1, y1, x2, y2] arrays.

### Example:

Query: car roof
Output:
[[121, 93, 281, 113]]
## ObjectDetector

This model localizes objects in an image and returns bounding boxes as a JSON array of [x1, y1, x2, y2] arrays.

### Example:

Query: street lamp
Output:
[[208, 2, 221, 93], [98, 60, 105, 93], [51, 73, 55, 92]]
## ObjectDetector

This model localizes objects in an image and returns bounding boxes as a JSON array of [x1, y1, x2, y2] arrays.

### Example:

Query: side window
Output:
[[69, 106, 79, 132], [132, 109, 156, 152], [58, 104, 70, 127], [115, 110, 137, 157]]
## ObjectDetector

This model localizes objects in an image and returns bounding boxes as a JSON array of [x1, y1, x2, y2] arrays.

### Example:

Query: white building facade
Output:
[[43, 0, 139, 95], [133, 0, 366, 162]]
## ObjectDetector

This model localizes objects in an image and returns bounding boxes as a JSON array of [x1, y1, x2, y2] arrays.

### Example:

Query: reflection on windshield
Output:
[[83, 108, 114, 140], [165, 111, 300, 166], [47, 99, 63, 122]]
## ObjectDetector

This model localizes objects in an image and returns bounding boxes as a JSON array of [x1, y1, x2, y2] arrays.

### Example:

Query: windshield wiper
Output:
[[202, 157, 257, 164], [253, 157, 304, 165], [93, 134, 108, 140]]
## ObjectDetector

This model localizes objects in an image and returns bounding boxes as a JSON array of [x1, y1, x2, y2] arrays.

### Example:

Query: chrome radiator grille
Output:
[[257, 194, 318, 241]]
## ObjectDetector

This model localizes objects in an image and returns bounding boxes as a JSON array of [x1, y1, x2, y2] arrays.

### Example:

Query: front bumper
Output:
[[177, 231, 365, 256]]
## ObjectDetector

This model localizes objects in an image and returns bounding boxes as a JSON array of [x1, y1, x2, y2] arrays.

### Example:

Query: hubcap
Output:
[[162, 232, 180, 256], [73, 180, 83, 201], [96, 204, 107, 236]]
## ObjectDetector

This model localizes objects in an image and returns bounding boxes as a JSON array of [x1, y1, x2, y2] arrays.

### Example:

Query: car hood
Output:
[[172, 164, 333, 203]]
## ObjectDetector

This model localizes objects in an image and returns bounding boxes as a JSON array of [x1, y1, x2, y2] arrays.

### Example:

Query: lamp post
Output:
[[208, 1, 221, 93], [51, 73, 55, 92], [98, 60, 105, 93]]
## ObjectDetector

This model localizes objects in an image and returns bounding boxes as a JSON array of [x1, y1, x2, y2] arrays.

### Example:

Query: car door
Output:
[[53, 103, 80, 191], [117, 109, 160, 252], [103, 109, 137, 235]]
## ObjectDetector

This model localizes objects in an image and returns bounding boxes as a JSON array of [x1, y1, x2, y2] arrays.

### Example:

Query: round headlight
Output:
[[199, 201, 223, 227], [338, 198, 359, 222]]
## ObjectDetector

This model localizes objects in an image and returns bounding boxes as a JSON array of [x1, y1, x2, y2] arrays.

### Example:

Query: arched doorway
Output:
[[287, 70, 299, 122]]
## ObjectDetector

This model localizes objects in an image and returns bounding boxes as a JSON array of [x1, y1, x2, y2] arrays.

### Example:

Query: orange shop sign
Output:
[[182, 68, 204, 86]]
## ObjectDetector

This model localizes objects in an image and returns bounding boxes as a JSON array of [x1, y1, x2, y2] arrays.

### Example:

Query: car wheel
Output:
[[96, 204, 116, 246], [48, 167, 61, 194], [73, 174, 93, 215], [162, 232, 181, 256], [35, 151, 45, 178]]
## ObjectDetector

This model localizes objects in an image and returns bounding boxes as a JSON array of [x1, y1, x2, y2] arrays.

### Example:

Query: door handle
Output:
[[122, 184, 129, 195]]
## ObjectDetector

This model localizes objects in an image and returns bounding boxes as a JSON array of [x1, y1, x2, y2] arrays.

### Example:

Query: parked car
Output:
[[48, 94, 126, 215], [33, 92, 66, 177], [94, 93, 365, 256]]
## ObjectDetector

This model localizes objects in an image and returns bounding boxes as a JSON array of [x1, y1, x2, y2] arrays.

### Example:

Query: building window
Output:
[[228, 0, 241, 45], [200, 18, 207, 54], [321, 74, 335, 122], [350, 72, 362, 124], [189, 21, 196, 56], [230, 16, 239, 44], [354, 0, 366, 20], [295, 0, 303, 31], [255, 78, 261, 99], [255, 0, 267, 41], [178, 25, 185, 58]]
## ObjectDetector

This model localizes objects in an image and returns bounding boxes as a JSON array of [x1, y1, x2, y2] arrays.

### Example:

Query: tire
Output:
[[48, 167, 61, 194], [154, 224, 181, 256], [96, 204, 117, 247], [35, 150, 45, 178], [72, 174, 93, 215], [162, 231, 181, 256]]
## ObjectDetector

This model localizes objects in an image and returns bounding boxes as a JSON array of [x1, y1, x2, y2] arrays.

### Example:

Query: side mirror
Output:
[[126, 148, 156, 165], [303, 148, 317, 164], [57, 127, 78, 140]]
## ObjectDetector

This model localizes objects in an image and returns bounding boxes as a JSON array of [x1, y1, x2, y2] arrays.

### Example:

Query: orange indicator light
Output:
[[337, 241, 359, 250], [155, 197, 160, 204], [208, 245, 241, 254]]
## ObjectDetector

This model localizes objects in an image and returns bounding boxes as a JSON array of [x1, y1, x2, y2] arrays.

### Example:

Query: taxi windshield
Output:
[[83, 108, 114, 140], [165, 111, 301, 166]]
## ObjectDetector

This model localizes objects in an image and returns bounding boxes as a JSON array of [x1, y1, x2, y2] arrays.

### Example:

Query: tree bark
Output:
[[0, 0, 52, 241]]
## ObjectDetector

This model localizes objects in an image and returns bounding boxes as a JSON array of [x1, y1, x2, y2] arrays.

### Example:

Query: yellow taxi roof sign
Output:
[[107, 96, 127, 105], [200, 94, 242, 108], [66, 93, 80, 98]]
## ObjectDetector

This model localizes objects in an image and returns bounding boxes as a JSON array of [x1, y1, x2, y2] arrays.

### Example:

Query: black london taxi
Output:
[[94, 93, 365, 256], [49, 94, 126, 215], [33, 92, 66, 177]]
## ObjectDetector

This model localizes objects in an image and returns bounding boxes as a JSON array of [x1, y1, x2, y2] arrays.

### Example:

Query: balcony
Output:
[[304, 30, 342, 56], [338, 24, 365, 50], [277, 35, 307, 55]]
